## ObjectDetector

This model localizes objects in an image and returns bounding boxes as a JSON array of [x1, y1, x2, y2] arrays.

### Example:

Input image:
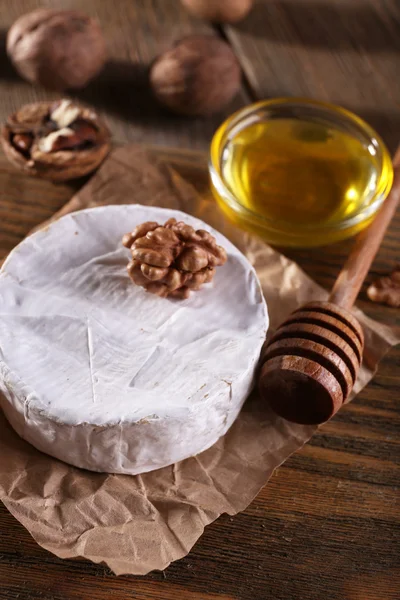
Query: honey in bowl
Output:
[[210, 99, 393, 247]]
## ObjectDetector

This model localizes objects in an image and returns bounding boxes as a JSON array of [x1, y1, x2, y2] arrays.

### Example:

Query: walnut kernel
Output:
[[123, 218, 227, 299], [1, 99, 110, 181], [367, 266, 400, 308]]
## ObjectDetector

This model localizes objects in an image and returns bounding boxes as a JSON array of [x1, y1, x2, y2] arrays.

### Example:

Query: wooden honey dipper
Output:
[[259, 157, 400, 425]]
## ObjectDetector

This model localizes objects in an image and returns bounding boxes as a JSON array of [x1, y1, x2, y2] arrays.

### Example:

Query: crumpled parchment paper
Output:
[[1, 145, 398, 575]]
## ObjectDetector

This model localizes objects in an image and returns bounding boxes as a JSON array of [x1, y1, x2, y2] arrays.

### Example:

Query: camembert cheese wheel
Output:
[[0, 205, 268, 474]]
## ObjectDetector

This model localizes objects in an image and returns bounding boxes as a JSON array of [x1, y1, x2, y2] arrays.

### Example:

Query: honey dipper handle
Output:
[[329, 155, 400, 310]]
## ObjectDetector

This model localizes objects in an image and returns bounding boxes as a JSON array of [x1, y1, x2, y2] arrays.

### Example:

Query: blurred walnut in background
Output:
[[367, 266, 400, 308], [1, 99, 110, 181], [181, 0, 254, 23], [7, 9, 106, 90], [150, 35, 241, 116]]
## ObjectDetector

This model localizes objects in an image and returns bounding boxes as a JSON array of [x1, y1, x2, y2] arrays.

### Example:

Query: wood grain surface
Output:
[[0, 1, 399, 600], [0, 0, 249, 150]]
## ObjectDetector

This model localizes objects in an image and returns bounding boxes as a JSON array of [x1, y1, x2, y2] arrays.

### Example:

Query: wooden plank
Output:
[[0, 1, 399, 599], [0, 0, 249, 150], [0, 151, 78, 260], [224, 0, 400, 153]]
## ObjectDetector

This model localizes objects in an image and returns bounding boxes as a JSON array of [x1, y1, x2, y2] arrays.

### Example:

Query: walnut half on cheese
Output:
[[1, 99, 110, 181], [123, 218, 228, 299]]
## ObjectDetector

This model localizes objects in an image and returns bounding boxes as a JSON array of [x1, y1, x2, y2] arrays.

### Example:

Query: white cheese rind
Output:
[[0, 205, 268, 474]]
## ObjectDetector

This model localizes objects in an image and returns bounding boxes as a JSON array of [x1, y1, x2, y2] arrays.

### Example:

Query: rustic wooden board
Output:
[[0, 1, 399, 599], [0, 0, 249, 150], [224, 0, 400, 153]]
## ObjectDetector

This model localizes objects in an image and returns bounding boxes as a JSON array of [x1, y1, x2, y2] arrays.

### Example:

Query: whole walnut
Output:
[[123, 218, 227, 299], [149, 35, 241, 117], [181, 0, 254, 23], [7, 9, 106, 90]]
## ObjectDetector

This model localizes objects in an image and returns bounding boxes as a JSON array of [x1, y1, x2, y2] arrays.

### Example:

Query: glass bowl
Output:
[[209, 98, 393, 247]]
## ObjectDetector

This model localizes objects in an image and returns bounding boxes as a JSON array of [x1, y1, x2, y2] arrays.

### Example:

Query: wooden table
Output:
[[1, 2, 399, 599]]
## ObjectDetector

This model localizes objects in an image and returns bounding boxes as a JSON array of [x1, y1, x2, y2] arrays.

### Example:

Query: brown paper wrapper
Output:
[[1, 145, 399, 575]]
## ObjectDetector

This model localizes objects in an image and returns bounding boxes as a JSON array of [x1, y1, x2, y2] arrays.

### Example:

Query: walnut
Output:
[[123, 218, 227, 299], [180, 0, 254, 23], [149, 35, 241, 117], [1, 99, 110, 181], [367, 266, 400, 308], [7, 9, 106, 91]]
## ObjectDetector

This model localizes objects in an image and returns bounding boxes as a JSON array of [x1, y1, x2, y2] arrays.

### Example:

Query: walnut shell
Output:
[[7, 9, 106, 90], [123, 218, 227, 299], [181, 0, 253, 23], [149, 35, 241, 117], [1, 99, 111, 181]]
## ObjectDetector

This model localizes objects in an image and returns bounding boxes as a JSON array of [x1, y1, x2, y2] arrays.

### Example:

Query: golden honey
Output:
[[210, 99, 393, 247]]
